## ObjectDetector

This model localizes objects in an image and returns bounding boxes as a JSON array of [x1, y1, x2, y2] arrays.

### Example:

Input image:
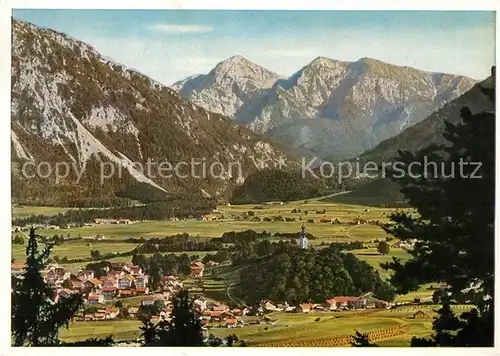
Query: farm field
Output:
[[28, 199, 402, 243], [31, 220, 388, 243], [59, 320, 142, 343], [11, 239, 135, 261], [350, 247, 411, 280], [202, 310, 416, 346], [12, 205, 73, 218]]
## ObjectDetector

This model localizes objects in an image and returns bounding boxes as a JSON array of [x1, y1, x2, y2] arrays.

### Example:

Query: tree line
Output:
[[13, 198, 216, 227], [133, 235, 223, 254]]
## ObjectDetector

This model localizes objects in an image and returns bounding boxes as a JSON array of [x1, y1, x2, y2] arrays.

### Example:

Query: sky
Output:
[[12, 10, 496, 85]]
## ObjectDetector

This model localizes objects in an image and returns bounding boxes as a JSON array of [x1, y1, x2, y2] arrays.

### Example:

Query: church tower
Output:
[[299, 224, 308, 249]]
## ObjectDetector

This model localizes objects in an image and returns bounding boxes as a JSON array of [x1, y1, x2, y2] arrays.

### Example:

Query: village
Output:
[[11, 256, 433, 330]]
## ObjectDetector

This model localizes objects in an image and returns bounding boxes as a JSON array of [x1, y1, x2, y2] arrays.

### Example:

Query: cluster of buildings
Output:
[[12, 224, 61, 232], [296, 295, 390, 313], [391, 239, 417, 250], [93, 218, 133, 225], [44, 262, 152, 303], [194, 299, 248, 328], [246, 295, 390, 315], [317, 216, 383, 226]]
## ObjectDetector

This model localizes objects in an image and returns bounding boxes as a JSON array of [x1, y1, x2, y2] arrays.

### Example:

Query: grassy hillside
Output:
[[325, 178, 408, 208]]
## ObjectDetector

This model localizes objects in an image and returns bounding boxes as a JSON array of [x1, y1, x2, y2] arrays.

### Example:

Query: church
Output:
[[298, 224, 308, 249]]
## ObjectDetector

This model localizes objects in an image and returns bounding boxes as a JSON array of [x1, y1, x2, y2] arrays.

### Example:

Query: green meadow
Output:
[[13, 199, 433, 346]]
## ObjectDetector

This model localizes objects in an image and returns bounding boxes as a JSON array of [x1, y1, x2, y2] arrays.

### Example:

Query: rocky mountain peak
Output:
[[209, 55, 282, 87], [174, 54, 477, 160]]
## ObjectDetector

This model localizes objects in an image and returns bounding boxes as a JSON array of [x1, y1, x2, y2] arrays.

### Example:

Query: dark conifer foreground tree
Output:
[[381, 67, 495, 346], [11, 228, 84, 346], [141, 289, 204, 346], [351, 330, 378, 347]]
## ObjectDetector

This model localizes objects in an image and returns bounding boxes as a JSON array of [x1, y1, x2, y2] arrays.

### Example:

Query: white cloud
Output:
[[148, 23, 213, 33]]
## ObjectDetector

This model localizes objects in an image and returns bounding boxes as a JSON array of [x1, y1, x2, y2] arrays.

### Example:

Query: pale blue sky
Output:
[[13, 10, 496, 85]]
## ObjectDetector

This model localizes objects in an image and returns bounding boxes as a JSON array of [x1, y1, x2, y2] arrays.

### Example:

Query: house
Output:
[[118, 289, 133, 298], [105, 307, 119, 319], [93, 313, 106, 320], [45, 266, 66, 281], [66, 274, 85, 290], [413, 311, 431, 319], [361, 296, 389, 309], [222, 318, 238, 328], [108, 270, 124, 280], [77, 270, 95, 282], [194, 298, 207, 312], [219, 311, 234, 320], [94, 218, 109, 224], [59, 288, 77, 299], [312, 305, 328, 311], [211, 302, 229, 312], [117, 219, 131, 224], [231, 308, 243, 316], [325, 298, 338, 311], [135, 287, 149, 295], [261, 300, 280, 312], [134, 275, 149, 289], [102, 277, 118, 288], [330, 296, 365, 309], [128, 307, 139, 318], [141, 297, 156, 307], [11, 260, 25, 276], [101, 287, 117, 299], [296, 303, 314, 313], [205, 260, 219, 268], [205, 311, 224, 322], [86, 293, 104, 304], [126, 265, 143, 276], [190, 261, 205, 277], [118, 275, 135, 289], [84, 278, 103, 292]]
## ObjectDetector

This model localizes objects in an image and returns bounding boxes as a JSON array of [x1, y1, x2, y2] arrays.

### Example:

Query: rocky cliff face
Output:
[[11, 20, 296, 203], [360, 72, 495, 164], [172, 55, 283, 120], [174, 56, 476, 160]]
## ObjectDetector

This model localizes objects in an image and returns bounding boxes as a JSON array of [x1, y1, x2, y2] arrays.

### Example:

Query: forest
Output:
[[237, 244, 396, 304]]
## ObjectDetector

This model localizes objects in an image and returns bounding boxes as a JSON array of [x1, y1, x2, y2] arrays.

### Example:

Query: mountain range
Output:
[[10, 19, 297, 204], [360, 72, 495, 163], [173, 56, 477, 160], [10, 18, 490, 206]]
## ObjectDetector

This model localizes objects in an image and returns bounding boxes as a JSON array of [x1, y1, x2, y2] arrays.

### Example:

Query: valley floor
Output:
[[13, 198, 438, 346]]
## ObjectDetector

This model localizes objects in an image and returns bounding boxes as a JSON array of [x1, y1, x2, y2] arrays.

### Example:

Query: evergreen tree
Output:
[[382, 67, 495, 346], [141, 289, 204, 346], [163, 289, 204, 346], [11, 228, 84, 346], [376, 240, 390, 255], [351, 330, 378, 347]]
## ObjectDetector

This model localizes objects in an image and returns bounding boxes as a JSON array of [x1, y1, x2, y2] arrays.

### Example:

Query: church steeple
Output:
[[299, 224, 308, 249]]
